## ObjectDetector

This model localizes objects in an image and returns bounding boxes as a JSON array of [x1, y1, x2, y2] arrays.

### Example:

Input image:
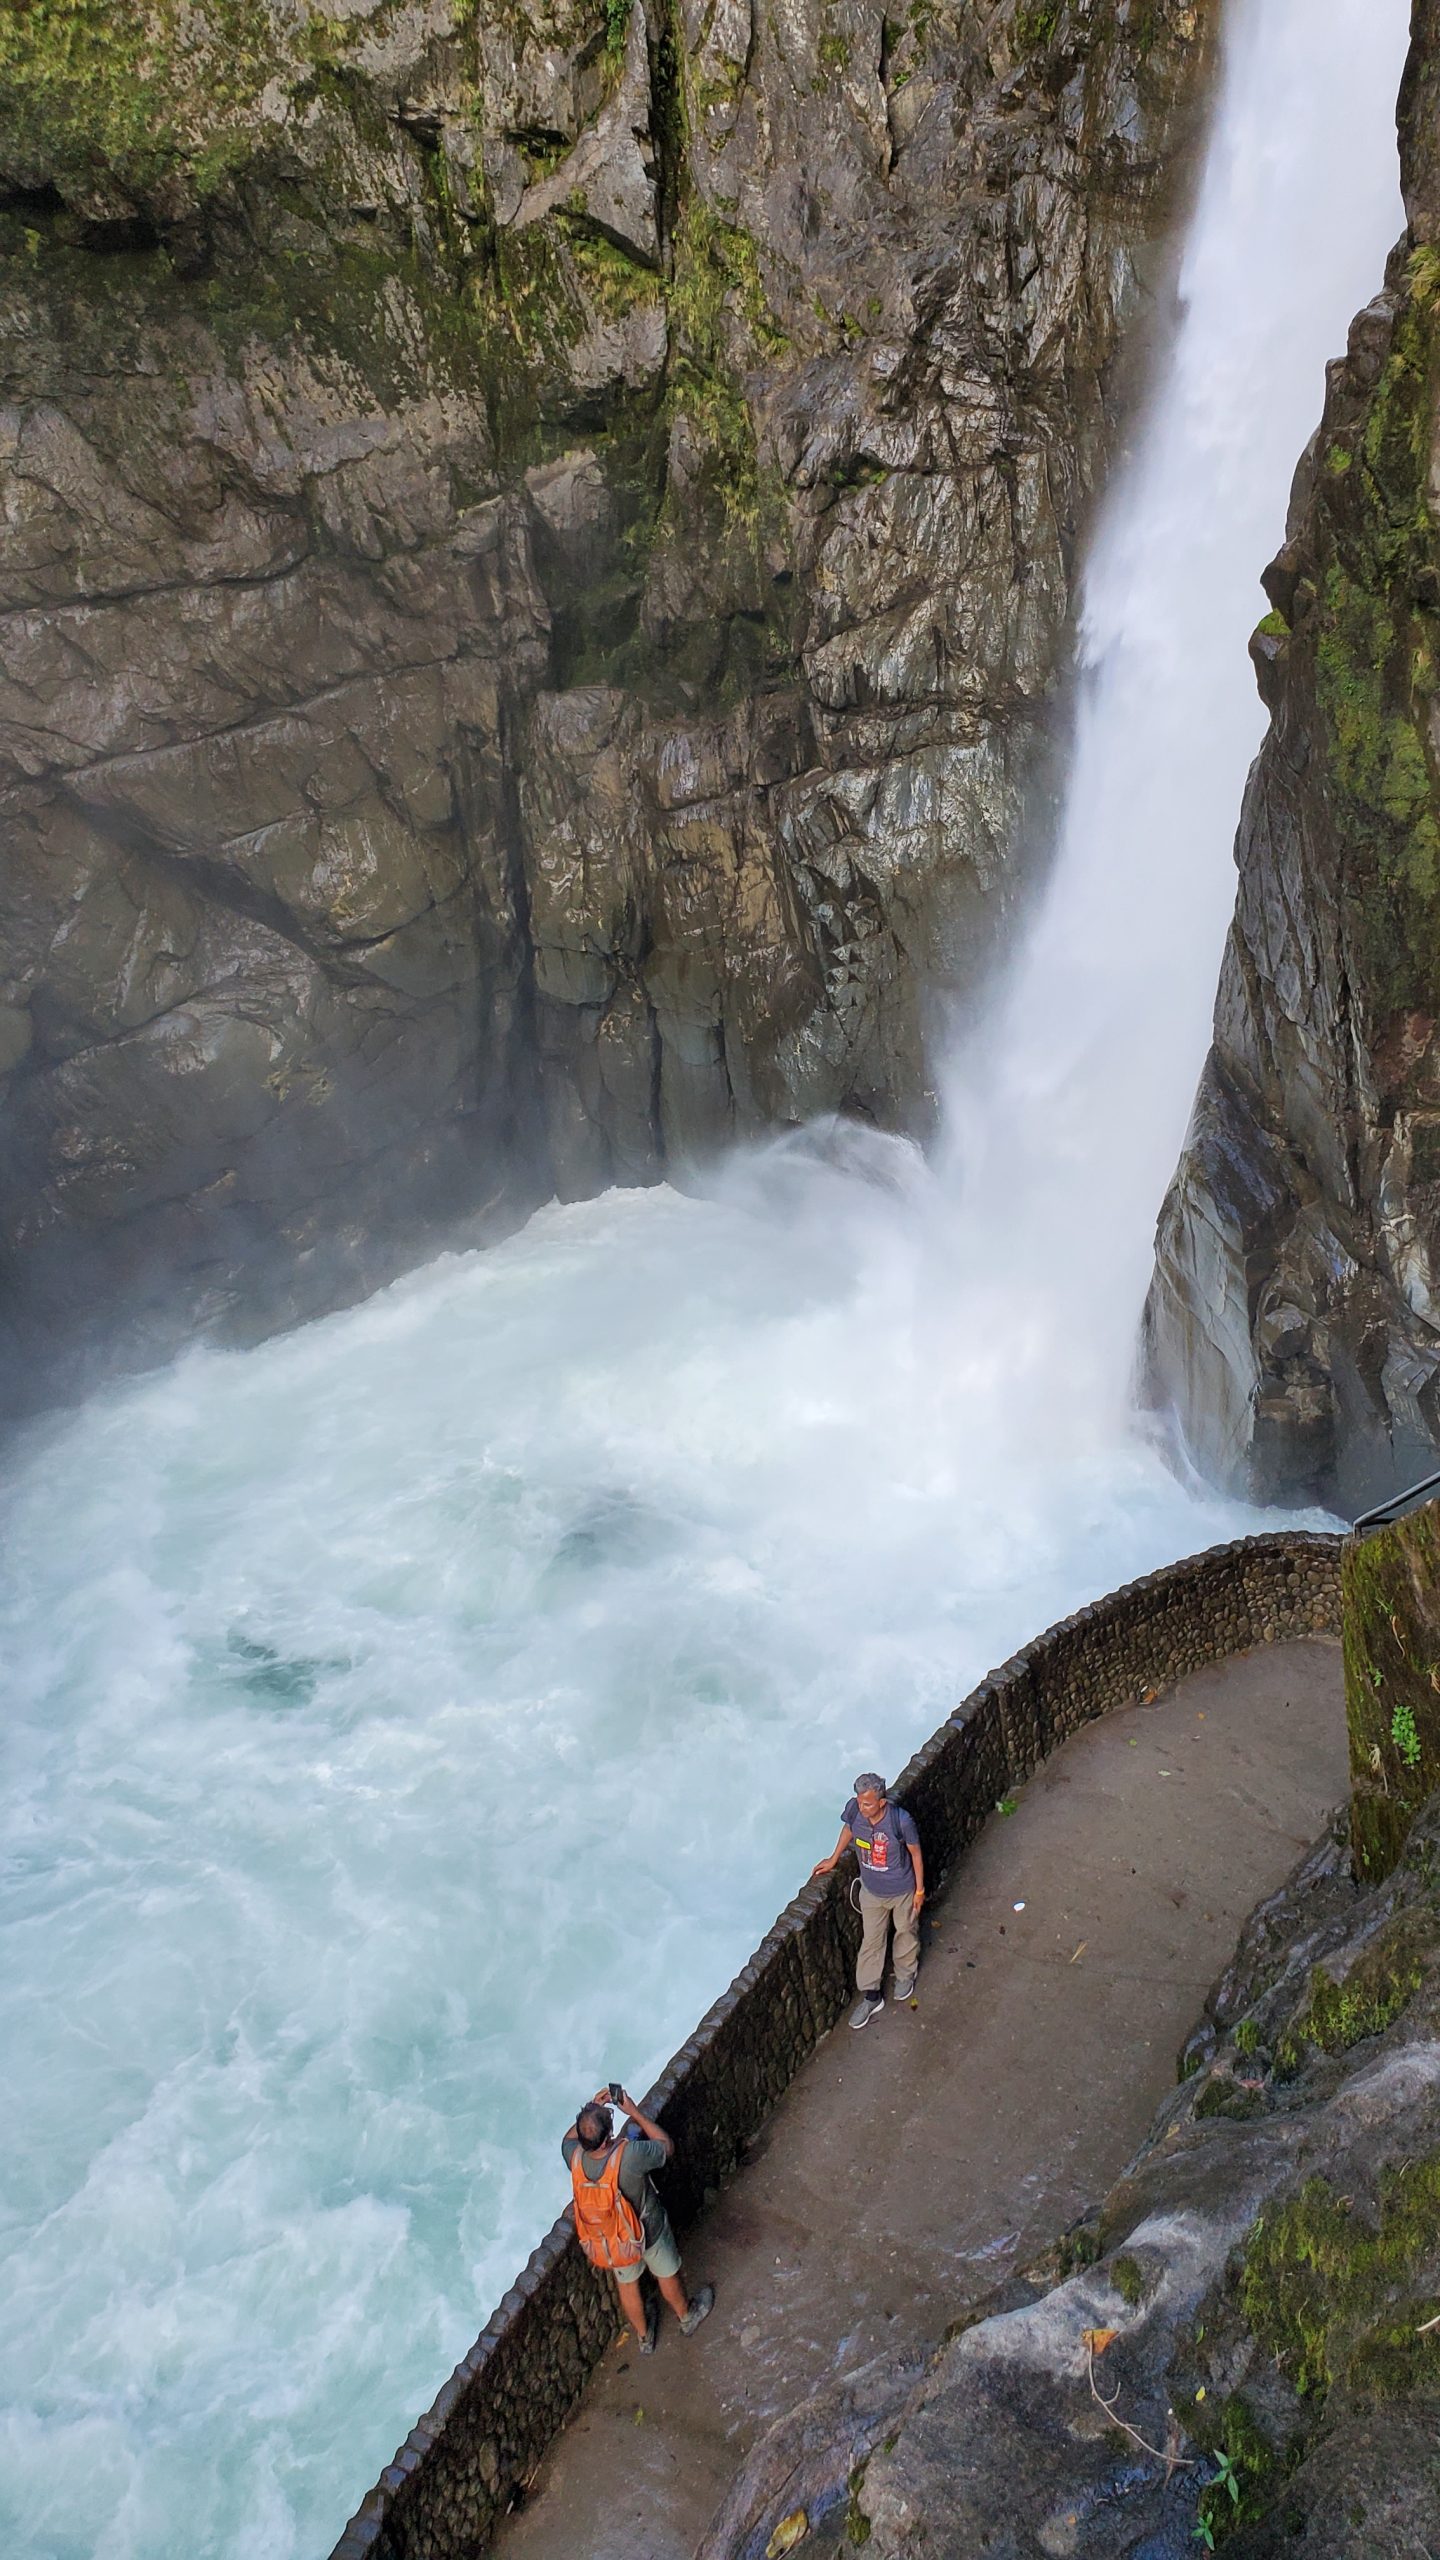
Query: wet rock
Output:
[[696, 2350, 925, 2560], [1144, 0, 1440, 1514]]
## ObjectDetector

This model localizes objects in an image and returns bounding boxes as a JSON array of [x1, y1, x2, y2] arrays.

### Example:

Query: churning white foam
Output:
[[0, 1, 1411, 2554]]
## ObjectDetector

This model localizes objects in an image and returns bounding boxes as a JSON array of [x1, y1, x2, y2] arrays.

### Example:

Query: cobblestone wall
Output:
[[332, 1529, 1340, 2560]]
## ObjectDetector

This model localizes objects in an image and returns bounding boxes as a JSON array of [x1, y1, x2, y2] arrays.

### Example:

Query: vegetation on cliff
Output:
[[1344, 1498, 1440, 1877], [1310, 258, 1440, 1026]]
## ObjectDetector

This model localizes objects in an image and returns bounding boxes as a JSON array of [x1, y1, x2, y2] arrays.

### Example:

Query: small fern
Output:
[[1391, 1701, 1422, 1771]]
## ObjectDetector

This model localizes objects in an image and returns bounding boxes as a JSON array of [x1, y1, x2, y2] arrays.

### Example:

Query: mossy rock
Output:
[[1311, 276, 1440, 1031], [1189, 2392, 1298, 2548], [1273, 1908, 1432, 2077], [1109, 2251, 1151, 2307], [1195, 2072, 1266, 2123], [1242, 2154, 1440, 2404], [1344, 1502, 1440, 1881]]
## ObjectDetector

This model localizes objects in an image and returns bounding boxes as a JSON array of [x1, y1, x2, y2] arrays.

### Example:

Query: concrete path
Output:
[[496, 1639, 1347, 2560]]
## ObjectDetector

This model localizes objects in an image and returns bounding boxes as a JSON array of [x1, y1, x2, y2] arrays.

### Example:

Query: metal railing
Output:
[[1352, 1464, 1440, 1536]]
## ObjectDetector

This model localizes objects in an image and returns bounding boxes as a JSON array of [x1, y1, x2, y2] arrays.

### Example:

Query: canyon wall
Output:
[[0, 0, 1209, 1398], [1145, 0, 1440, 1516]]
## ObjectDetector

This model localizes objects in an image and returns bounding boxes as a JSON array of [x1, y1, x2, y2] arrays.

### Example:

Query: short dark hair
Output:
[[576, 2103, 612, 2150]]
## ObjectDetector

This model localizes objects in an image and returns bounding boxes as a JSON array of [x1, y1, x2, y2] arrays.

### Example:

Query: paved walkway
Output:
[[497, 1639, 1347, 2560]]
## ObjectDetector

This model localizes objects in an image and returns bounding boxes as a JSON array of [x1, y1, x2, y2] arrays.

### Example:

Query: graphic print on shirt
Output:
[[862, 1829, 889, 1871]]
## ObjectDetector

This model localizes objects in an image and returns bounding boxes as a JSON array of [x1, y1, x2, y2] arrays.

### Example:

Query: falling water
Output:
[[0, 4, 1410, 2556], [945, 0, 1413, 1435]]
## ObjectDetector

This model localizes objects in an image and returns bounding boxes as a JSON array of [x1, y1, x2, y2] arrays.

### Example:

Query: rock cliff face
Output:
[[0, 0, 1208, 1397], [1144, 0, 1440, 1517]]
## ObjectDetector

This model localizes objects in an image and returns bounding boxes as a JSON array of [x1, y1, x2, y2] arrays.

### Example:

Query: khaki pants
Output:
[[857, 1885, 919, 1994]]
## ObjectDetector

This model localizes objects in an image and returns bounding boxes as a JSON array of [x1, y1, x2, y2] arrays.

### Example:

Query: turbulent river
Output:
[[0, 3, 1412, 2555]]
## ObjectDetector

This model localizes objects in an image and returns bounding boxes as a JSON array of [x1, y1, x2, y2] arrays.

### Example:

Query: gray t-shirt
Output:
[[562, 2131, 669, 2244], [844, 1795, 919, 1899]]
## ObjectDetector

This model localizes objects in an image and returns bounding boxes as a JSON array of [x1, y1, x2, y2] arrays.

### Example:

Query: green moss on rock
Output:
[[1015, 1, 1063, 47], [1312, 290, 1440, 1028], [1242, 2155, 1440, 2403], [663, 193, 788, 519], [1110, 2251, 1149, 2306], [0, 0, 355, 204], [1273, 1913, 1429, 2076], [1344, 1502, 1440, 1881]]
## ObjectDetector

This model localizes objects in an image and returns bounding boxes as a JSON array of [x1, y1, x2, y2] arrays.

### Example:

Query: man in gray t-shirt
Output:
[[812, 1771, 925, 2029]]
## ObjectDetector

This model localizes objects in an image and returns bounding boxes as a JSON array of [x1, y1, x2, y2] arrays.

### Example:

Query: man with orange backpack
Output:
[[563, 2087, 715, 2355]]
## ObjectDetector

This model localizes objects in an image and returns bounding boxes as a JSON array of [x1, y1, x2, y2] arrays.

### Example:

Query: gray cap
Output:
[[854, 1772, 886, 1795]]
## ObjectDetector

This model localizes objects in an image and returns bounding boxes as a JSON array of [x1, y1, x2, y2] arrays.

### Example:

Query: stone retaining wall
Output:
[[332, 1529, 1341, 2560]]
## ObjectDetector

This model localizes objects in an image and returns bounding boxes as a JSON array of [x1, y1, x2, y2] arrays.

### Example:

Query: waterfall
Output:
[[942, 0, 1411, 1445], [0, 6, 1410, 2557]]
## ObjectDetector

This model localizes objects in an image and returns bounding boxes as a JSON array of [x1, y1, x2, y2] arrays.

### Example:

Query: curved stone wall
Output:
[[332, 1529, 1341, 2560]]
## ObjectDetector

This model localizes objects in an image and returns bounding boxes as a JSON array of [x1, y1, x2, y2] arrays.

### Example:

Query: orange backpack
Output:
[[570, 2141, 646, 2271]]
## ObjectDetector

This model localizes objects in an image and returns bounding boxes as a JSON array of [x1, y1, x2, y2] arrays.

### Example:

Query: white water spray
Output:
[[0, 6, 1409, 2557]]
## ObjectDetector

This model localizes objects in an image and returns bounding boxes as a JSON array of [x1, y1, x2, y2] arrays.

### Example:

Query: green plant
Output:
[[1409, 243, 1440, 309], [846, 2453, 874, 2541], [566, 224, 661, 321], [1055, 2223, 1102, 2276], [1194, 2450, 1241, 2547], [1392, 1700, 1422, 1769], [1015, 0, 1062, 45], [604, 0, 633, 62], [1111, 2253, 1148, 2307], [1234, 2019, 1260, 2057]]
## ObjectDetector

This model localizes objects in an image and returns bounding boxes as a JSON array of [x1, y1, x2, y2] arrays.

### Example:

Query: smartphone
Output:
[[607, 2080, 624, 2106]]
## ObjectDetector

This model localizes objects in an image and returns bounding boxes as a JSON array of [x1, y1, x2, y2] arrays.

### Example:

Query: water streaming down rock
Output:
[[0, 7, 1411, 2559]]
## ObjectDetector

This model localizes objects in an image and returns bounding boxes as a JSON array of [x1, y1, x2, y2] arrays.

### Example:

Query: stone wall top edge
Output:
[[894, 1531, 1338, 1790]]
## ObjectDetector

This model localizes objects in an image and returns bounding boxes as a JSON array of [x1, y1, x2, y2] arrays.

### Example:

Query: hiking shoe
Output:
[[680, 2284, 714, 2337], [637, 2307, 657, 2356], [893, 1974, 917, 2002], [849, 1991, 884, 2030]]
